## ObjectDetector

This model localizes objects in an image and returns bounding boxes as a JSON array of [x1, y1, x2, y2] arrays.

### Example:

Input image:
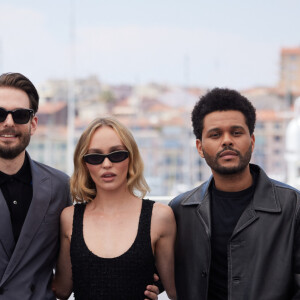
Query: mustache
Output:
[[0, 129, 18, 135], [216, 146, 241, 158]]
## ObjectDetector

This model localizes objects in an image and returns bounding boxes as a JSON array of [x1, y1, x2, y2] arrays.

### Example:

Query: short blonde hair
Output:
[[70, 117, 150, 202]]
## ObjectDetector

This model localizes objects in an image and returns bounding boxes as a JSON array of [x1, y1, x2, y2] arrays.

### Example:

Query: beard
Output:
[[0, 128, 31, 159], [202, 145, 252, 175]]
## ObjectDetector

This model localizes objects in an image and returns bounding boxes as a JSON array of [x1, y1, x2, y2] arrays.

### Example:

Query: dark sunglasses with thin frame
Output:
[[0, 108, 34, 124], [83, 150, 129, 165]]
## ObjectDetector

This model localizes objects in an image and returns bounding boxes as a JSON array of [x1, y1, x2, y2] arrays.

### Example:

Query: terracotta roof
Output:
[[160, 116, 186, 126], [256, 110, 285, 121], [37, 102, 67, 114], [148, 102, 172, 112], [281, 47, 300, 55], [34, 125, 67, 136]]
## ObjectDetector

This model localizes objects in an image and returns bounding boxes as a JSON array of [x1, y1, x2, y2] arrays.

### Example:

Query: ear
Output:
[[196, 139, 205, 158], [30, 115, 38, 136], [251, 134, 255, 152]]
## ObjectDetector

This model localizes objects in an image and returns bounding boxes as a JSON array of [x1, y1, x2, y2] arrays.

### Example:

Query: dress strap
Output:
[[136, 199, 155, 244], [72, 203, 86, 239]]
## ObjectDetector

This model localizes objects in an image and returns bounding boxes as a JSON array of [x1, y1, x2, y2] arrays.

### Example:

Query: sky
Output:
[[0, 0, 299, 90]]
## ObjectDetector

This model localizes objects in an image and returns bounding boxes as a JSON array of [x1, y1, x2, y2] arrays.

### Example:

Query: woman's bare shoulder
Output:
[[60, 205, 75, 226], [151, 201, 176, 239], [61, 204, 75, 218], [152, 202, 175, 225]]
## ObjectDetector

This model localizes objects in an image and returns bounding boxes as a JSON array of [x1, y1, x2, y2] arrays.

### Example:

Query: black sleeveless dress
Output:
[[70, 199, 156, 300]]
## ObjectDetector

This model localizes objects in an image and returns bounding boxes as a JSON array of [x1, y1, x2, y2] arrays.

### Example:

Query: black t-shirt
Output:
[[208, 174, 256, 300]]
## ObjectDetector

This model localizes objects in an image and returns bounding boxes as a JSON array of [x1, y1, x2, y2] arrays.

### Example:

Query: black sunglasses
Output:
[[83, 150, 129, 165], [0, 108, 35, 124]]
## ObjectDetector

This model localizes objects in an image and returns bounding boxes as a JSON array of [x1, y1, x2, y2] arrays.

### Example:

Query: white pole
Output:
[[0, 39, 3, 73], [67, 0, 76, 175]]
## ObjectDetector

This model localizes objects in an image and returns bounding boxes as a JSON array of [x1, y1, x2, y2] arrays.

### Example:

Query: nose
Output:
[[102, 157, 112, 168], [2, 113, 15, 126], [221, 132, 233, 147]]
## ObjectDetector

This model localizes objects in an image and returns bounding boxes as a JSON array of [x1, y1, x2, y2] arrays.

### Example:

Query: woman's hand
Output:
[[144, 274, 160, 300]]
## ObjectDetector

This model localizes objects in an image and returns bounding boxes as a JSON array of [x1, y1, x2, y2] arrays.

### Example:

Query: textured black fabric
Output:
[[70, 199, 156, 300]]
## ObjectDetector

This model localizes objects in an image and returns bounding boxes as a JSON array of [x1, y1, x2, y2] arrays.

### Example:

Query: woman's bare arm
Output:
[[152, 203, 177, 300], [52, 206, 74, 299]]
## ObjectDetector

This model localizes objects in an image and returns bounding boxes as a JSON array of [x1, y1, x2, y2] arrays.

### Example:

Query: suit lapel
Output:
[[0, 158, 51, 284], [0, 190, 15, 260]]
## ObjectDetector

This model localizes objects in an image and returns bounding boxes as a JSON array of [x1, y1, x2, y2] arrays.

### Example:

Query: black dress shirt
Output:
[[0, 154, 33, 242]]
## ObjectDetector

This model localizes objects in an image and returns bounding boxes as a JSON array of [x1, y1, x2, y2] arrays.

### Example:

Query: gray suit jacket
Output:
[[0, 153, 71, 299]]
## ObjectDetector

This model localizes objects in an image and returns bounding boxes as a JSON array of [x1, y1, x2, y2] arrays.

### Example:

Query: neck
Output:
[[212, 165, 253, 192], [0, 151, 26, 175], [90, 186, 137, 212]]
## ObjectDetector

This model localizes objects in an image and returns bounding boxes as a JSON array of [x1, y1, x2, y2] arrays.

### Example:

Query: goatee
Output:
[[0, 129, 31, 159], [202, 145, 252, 175]]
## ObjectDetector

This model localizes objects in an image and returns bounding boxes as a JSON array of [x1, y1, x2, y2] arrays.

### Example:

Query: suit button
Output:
[[201, 271, 207, 278], [0, 287, 4, 294], [233, 277, 241, 284], [30, 284, 35, 292]]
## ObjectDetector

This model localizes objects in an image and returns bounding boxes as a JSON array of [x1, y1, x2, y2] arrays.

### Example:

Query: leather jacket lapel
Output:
[[182, 179, 213, 236], [232, 165, 281, 237], [231, 206, 258, 237], [196, 193, 211, 236]]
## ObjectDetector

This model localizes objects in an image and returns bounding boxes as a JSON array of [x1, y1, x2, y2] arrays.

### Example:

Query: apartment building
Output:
[[279, 47, 300, 96]]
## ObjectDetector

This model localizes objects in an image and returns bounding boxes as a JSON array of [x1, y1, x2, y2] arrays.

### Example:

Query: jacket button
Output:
[[0, 287, 3, 294], [201, 271, 207, 278], [233, 277, 241, 284], [30, 284, 35, 292]]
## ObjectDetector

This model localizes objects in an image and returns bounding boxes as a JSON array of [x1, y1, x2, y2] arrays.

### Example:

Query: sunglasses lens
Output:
[[0, 108, 32, 124], [0, 109, 8, 122], [108, 151, 129, 162], [83, 151, 129, 165], [13, 109, 32, 124], [83, 154, 105, 165]]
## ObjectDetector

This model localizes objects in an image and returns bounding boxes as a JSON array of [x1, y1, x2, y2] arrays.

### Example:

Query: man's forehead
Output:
[[0, 88, 31, 111], [203, 110, 247, 129]]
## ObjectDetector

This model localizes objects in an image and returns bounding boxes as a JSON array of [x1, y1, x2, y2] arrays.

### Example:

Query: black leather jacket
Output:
[[170, 164, 300, 300]]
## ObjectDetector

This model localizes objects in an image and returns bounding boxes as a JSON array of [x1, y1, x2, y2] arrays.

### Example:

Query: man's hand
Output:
[[144, 274, 160, 300]]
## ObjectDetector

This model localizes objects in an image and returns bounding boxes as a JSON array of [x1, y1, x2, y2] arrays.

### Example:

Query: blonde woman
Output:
[[52, 117, 176, 300]]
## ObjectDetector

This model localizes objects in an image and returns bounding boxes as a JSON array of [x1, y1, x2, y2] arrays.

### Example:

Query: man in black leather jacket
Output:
[[169, 88, 300, 299]]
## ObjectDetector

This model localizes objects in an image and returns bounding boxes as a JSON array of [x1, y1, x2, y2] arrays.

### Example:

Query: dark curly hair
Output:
[[191, 88, 256, 140]]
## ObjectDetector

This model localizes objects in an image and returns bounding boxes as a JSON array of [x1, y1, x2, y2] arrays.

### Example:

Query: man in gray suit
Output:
[[0, 72, 71, 299]]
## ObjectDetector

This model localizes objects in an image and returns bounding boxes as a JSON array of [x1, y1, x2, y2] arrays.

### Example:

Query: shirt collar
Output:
[[0, 153, 32, 185]]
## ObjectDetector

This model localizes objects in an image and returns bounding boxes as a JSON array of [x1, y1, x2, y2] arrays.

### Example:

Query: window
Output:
[[273, 135, 281, 142]]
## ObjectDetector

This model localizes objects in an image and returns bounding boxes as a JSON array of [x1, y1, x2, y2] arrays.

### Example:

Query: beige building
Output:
[[279, 47, 300, 95], [253, 109, 290, 182]]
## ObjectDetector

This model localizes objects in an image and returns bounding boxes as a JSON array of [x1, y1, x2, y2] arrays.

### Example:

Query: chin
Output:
[[214, 164, 247, 175]]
